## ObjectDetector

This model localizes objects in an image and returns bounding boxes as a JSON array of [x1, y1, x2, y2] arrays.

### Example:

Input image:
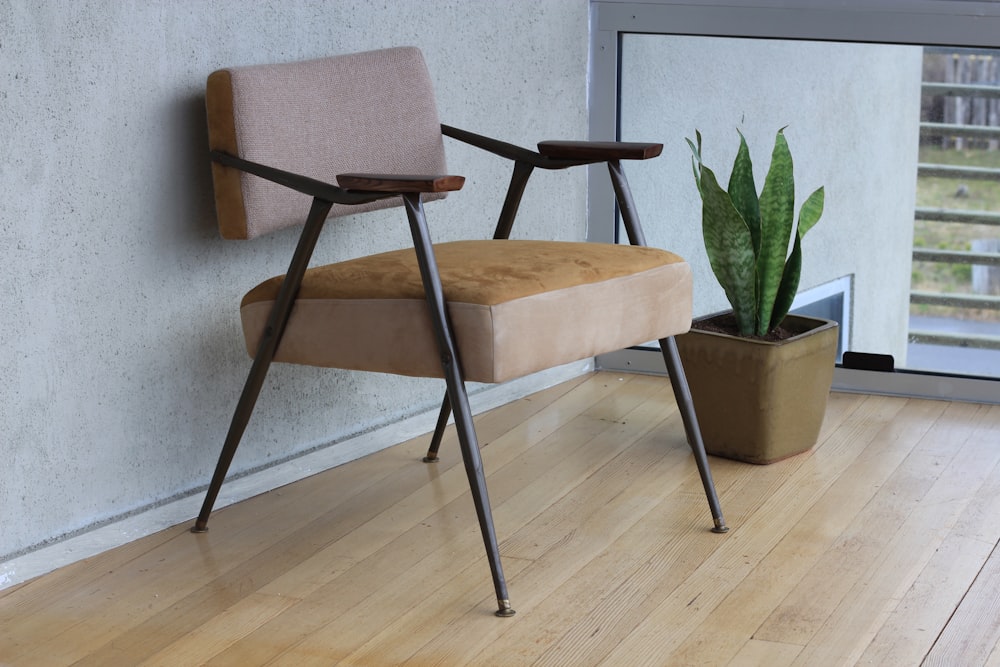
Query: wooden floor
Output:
[[3, 372, 1000, 666]]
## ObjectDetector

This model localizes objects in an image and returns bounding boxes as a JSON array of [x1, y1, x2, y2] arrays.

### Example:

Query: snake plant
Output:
[[688, 128, 825, 337]]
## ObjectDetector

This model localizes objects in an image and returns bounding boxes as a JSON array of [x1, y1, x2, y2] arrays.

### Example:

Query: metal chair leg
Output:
[[607, 160, 727, 533], [192, 354, 272, 532], [192, 197, 332, 533], [403, 193, 514, 616], [449, 380, 515, 617], [660, 336, 728, 533], [424, 160, 532, 466], [423, 395, 452, 462]]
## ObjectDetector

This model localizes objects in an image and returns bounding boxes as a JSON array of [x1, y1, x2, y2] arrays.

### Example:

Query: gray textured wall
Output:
[[0, 0, 589, 561], [621, 35, 922, 361]]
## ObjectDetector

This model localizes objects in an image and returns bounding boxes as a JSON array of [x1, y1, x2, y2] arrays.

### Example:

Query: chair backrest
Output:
[[206, 47, 447, 239]]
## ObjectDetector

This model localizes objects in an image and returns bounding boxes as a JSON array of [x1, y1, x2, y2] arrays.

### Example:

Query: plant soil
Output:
[[691, 313, 797, 342]]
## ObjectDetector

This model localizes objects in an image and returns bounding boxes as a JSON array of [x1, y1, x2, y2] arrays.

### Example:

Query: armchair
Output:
[[193, 46, 726, 618]]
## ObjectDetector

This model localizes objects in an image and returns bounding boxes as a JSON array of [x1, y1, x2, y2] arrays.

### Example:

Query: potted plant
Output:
[[676, 128, 839, 464]]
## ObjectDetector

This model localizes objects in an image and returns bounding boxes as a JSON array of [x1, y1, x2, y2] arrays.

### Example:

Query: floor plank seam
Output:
[[923, 533, 1000, 664]]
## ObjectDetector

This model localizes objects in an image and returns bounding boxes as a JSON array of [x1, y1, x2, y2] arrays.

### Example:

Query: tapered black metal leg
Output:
[[608, 161, 727, 533], [424, 160, 533, 466], [660, 336, 728, 533], [192, 197, 333, 533], [403, 193, 514, 616], [423, 395, 452, 462], [192, 355, 273, 532], [449, 380, 515, 616]]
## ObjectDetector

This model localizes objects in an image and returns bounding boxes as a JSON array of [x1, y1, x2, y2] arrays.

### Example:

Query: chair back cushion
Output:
[[206, 47, 447, 239]]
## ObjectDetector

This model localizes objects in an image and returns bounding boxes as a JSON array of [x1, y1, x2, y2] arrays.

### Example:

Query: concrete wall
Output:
[[621, 34, 923, 360], [0, 0, 589, 562]]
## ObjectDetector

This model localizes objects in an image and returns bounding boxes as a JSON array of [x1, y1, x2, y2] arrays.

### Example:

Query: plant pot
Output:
[[675, 313, 839, 464]]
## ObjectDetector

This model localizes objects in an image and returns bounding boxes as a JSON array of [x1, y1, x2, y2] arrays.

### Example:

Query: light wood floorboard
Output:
[[1, 371, 998, 666]]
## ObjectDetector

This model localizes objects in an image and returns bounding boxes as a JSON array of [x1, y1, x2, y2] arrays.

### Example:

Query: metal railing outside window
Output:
[[911, 48, 1000, 354]]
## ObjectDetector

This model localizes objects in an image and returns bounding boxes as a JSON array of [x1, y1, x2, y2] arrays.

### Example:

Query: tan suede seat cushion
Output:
[[241, 239, 692, 384]]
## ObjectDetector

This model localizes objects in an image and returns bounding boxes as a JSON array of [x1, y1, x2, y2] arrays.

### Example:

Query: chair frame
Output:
[[192, 124, 727, 618]]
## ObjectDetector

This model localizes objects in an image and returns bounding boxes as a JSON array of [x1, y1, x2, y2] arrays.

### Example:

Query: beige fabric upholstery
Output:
[[206, 47, 446, 239], [208, 47, 696, 386], [196, 47, 725, 568], [240, 240, 693, 384]]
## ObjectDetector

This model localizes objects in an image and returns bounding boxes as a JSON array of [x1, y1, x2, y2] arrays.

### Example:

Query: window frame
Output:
[[589, 0, 1000, 403]]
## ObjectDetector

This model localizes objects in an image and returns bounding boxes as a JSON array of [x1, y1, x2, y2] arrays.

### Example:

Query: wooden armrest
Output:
[[536, 141, 663, 161], [441, 125, 661, 167], [337, 173, 465, 193]]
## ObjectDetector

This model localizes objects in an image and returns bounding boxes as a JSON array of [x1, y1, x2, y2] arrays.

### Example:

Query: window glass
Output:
[[620, 34, 1000, 378]]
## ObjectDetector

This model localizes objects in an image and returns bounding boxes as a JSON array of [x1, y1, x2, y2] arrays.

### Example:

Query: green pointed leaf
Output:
[[770, 233, 802, 331], [728, 130, 761, 255], [685, 135, 700, 162], [797, 186, 824, 238], [699, 165, 757, 335], [755, 129, 795, 336], [768, 186, 823, 331], [687, 136, 703, 195], [691, 159, 703, 197]]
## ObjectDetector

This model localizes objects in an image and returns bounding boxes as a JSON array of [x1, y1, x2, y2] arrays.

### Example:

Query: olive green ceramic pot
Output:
[[675, 314, 838, 464]]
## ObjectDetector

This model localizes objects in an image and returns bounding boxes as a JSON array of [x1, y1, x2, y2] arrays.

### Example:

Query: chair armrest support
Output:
[[441, 124, 589, 170], [536, 140, 663, 161], [337, 173, 465, 193], [441, 125, 663, 244], [210, 150, 394, 206]]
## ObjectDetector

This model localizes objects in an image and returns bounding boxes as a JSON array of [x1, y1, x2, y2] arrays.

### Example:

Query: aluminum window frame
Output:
[[589, 0, 1000, 403]]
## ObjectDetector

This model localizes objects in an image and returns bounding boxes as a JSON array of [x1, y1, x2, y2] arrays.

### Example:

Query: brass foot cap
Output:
[[191, 522, 209, 534], [711, 518, 729, 534], [422, 455, 440, 463], [495, 600, 516, 617]]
